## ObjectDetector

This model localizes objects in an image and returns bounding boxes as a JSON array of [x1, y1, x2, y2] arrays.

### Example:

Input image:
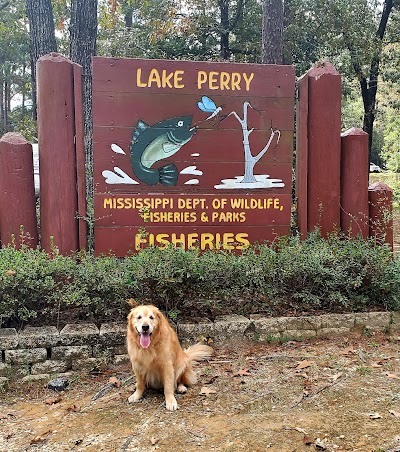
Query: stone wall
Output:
[[1, 311, 399, 383]]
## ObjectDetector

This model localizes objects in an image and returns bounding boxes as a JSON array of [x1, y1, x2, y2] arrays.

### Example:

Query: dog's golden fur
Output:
[[126, 304, 213, 411]]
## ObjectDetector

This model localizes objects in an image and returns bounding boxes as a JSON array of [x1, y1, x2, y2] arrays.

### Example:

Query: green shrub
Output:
[[0, 231, 399, 328]]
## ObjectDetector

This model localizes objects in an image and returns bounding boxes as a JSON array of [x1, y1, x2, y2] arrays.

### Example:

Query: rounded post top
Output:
[[308, 61, 340, 78], [341, 127, 368, 137], [368, 181, 392, 192], [0, 132, 30, 145], [37, 52, 72, 64]]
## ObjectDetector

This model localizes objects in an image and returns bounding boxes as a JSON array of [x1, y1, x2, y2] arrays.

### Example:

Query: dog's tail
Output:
[[184, 343, 213, 363], [179, 343, 213, 387]]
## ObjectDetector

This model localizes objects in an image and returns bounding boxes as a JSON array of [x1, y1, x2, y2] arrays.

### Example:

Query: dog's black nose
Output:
[[142, 324, 149, 332]]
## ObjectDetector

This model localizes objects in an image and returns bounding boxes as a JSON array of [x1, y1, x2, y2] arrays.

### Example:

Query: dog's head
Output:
[[127, 304, 162, 349]]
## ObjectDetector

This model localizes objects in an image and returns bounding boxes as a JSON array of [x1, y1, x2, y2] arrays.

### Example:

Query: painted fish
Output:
[[129, 116, 195, 186]]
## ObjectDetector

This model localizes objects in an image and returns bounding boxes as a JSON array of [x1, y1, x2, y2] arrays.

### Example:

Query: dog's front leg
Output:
[[163, 363, 178, 411], [128, 371, 145, 403]]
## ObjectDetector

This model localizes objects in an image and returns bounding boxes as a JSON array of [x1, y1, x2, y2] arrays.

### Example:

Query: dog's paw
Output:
[[177, 384, 187, 394], [165, 396, 178, 411], [128, 391, 142, 403]]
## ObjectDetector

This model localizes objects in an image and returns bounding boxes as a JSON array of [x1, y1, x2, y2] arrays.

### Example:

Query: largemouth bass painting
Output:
[[129, 116, 195, 186]]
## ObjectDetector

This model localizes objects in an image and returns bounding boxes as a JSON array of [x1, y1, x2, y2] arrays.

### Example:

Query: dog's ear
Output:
[[127, 298, 139, 308]]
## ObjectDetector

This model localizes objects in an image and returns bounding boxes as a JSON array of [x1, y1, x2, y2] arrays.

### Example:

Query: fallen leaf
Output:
[[204, 375, 219, 385], [30, 430, 53, 445], [199, 386, 217, 396], [340, 346, 354, 355], [5, 269, 16, 277], [44, 395, 62, 405], [150, 437, 159, 445], [303, 435, 314, 445], [233, 368, 251, 377], [386, 373, 400, 380], [65, 404, 80, 413], [109, 376, 121, 388], [368, 412, 382, 419], [330, 373, 343, 381], [295, 360, 313, 370], [389, 410, 400, 417]]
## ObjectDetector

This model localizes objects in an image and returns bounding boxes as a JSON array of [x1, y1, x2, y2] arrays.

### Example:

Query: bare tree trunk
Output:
[[70, 0, 97, 199], [262, 0, 284, 64], [4, 78, 9, 131], [344, 0, 393, 163], [26, 0, 57, 121]]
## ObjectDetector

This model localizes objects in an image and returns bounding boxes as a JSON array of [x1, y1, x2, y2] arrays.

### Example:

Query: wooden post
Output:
[[296, 62, 342, 237], [0, 133, 38, 248], [368, 182, 393, 250], [295, 73, 309, 238], [340, 128, 369, 237], [73, 63, 87, 250], [36, 53, 79, 255]]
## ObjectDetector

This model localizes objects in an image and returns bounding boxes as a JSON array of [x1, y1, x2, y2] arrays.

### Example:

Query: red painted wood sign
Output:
[[92, 57, 295, 255]]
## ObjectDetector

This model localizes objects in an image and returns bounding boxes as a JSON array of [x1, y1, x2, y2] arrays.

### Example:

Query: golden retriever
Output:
[[126, 304, 213, 411]]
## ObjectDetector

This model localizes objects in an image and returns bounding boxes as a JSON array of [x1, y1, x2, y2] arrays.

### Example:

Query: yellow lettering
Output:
[[222, 233, 235, 250], [220, 72, 230, 90], [136, 68, 147, 88], [201, 233, 214, 250], [236, 233, 250, 249], [274, 198, 280, 209], [231, 73, 241, 90], [147, 68, 161, 88], [197, 71, 207, 89], [104, 198, 113, 208], [135, 233, 148, 250], [187, 233, 199, 248], [161, 69, 174, 88], [243, 72, 254, 91], [174, 70, 185, 88], [209, 71, 219, 90], [171, 233, 185, 247], [156, 233, 170, 249]]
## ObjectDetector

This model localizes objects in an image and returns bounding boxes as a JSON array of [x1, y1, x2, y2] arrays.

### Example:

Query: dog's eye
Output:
[[136, 315, 142, 320], [149, 315, 154, 320]]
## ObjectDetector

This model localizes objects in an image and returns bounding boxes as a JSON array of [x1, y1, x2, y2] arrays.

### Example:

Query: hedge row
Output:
[[0, 232, 399, 328]]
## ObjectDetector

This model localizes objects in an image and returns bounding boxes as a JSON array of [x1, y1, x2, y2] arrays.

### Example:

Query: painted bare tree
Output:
[[26, 0, 57, 120], [229, 101, 280, 183]]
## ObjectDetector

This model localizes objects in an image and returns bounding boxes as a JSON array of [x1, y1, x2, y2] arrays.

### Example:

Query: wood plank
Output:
[[92, 57, 295, 97], [93, 161, 293, 194], [94, 193, 291, 227], [94, 224, 290, 256], [92, 92, 294, 130], [93, 127, 293, 164]]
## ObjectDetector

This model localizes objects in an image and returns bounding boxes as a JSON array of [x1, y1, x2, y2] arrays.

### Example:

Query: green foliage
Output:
[[1, 232, 399, 328], [0, 247, 131, 328]]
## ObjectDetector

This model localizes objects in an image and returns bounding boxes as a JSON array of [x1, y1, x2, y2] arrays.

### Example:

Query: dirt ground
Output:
[[1, 333, 400, 452]]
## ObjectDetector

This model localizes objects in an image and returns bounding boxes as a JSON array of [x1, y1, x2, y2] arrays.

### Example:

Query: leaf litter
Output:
[[1, 333, 400, 451]]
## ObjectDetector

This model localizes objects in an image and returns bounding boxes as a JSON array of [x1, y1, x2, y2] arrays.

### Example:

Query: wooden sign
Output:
[[92, 57, 295, 255]]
